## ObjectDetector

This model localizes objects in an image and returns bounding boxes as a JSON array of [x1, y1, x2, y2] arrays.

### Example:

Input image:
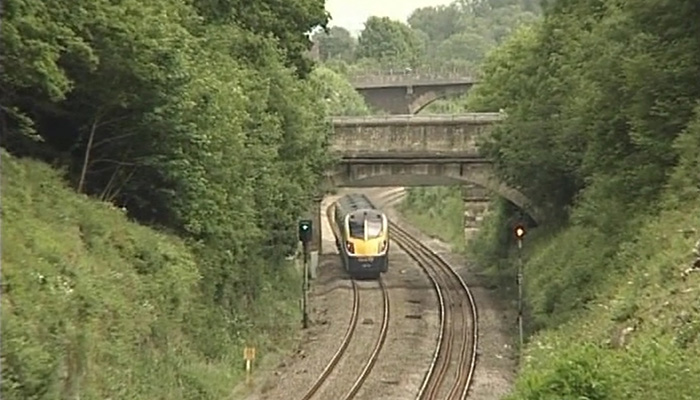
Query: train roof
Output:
[[334, 193, 382, 217]]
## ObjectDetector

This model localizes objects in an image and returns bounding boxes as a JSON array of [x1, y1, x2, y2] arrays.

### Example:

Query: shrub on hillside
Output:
[[1, 150, 231, 399]]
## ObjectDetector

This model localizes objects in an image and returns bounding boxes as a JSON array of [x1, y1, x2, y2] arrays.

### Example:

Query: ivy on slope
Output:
[[2, 150, 222, 399]]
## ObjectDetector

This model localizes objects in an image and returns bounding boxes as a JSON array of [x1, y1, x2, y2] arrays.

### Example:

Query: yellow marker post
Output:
[[244, 347, 256, 385]]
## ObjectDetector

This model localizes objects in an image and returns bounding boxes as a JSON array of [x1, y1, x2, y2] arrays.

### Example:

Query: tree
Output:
[[356, 16, 424, 68], [468, 0, 700, 222], [1, 2, 336, 396], [191, 0, 330, 76], [408, 5, 462, 42], [312, 26, 357, 62], [309, 67, 370, 116], [435, 32, 492, 67]]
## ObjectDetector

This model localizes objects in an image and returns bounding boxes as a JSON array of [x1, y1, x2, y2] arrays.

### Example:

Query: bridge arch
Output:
[[408, 86, 475, 114], [325, 169, 543, 224]]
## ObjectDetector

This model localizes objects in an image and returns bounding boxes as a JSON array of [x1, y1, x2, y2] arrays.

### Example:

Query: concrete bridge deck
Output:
[[327, 113, 542, 223], [304, 111, 541, 254], [331, 113, 502, 124], [346, 69, 482, 114], [347, 67, 479, 89], [330, 113, 503, 158]]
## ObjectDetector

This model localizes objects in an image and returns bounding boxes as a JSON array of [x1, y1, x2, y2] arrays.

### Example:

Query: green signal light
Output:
[[298, 220, 313, 242]]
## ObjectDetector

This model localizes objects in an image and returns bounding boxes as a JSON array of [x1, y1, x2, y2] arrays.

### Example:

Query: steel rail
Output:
[[341, 278, 391, 399], [299, 279, 360, 400], [300, 203, 392, 400], [391, 222, 479, 400]]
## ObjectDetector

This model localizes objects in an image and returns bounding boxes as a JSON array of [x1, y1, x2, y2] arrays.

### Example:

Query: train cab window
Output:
[[366, 220, 383, 238], [349, 219, 365, 239]]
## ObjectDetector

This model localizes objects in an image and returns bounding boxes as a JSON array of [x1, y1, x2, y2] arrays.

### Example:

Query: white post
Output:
[[517, 238, 524, 350], [309, 251, 319, 280], [245, 359, 252, 385]]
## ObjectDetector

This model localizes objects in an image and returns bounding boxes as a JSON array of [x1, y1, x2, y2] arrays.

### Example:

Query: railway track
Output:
[[378, 187, 406, 208], [299, 278, 390, 400], [390, 221, 479, 400], [301, 194, 475, 400]]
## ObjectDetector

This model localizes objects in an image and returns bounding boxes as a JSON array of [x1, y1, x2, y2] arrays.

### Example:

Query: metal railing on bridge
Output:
[[348, 67, 480, 87], [331, 113, 503, 125]]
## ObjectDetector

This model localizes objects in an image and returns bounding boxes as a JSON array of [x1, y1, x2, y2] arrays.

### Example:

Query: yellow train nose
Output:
[[351, 239, 387, 255]]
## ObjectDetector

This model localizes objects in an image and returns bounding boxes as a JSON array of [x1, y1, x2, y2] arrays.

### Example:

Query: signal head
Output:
[[298, 219, 313, 242]]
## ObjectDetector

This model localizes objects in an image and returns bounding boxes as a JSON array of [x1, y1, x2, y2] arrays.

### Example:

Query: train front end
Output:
[[342, 210, 389, 279]]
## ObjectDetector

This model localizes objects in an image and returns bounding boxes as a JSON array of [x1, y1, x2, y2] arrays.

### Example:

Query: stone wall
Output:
[[331, 114, 501, 157]]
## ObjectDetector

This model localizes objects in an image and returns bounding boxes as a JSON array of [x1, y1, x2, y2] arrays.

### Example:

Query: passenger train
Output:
[[329, 194, 389, 279]]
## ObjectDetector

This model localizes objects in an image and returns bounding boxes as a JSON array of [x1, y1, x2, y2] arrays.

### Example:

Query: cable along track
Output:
[[390, 221, 478, 400]]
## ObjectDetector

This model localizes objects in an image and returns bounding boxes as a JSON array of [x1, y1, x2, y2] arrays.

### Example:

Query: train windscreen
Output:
[[349, 219, 364, 239], [349, 215, 383, 239], [366, 220, 383, 238]]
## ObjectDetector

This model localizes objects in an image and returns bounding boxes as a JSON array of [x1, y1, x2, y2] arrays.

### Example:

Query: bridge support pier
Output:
[[462, 184, 491, 243]]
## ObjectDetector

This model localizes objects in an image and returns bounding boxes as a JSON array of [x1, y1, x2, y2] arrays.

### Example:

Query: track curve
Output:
[[298, 279, 390, 400], [299, 279, 361, 400], [390, 222, 478, 400]]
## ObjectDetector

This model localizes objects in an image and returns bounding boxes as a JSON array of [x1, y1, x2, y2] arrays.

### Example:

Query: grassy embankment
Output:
[[397, 187, 520, 296], [398, 183, 700, 398], [397, 186, 468, 253], [1, 150, 301, 399]]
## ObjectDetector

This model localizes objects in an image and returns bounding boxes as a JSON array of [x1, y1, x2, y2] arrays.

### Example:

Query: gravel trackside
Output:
[[367, 187, 518, 400]]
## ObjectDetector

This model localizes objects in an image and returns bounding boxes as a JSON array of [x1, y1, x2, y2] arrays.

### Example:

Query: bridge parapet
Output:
[[331, 113, 503, 157], [348, 67, 479, 88], [331, 113, 503, 126]]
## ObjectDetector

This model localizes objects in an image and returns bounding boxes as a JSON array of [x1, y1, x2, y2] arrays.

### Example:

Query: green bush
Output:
[[509, 198, 700, 399], [510, 343, 612, 400], [1, 1, 333, 396], [398, 186, 466, 251], [0, 150, 302, 399]]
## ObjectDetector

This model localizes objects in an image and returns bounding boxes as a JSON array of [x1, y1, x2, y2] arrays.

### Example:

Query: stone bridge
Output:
[[348, 68, 478, 114], [305, 113, 542, 253]]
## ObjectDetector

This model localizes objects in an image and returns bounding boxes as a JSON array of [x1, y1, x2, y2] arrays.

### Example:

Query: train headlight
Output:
[[380, 240, 388, 252], [346, 242, 355, 254]]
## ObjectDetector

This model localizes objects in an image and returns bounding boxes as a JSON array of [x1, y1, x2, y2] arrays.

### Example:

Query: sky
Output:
[[324, 0, 454, 35]]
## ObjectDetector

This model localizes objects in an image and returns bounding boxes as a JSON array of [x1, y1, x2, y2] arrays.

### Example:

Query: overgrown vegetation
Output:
[[314, 0, 700, 398], [0, 0, 354, 397], [1, 150, 304, 398], [398, 186, 467, 252], [312, 0, 539, 73]]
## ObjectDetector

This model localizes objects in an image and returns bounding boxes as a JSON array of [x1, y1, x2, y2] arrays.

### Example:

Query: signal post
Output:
[[298, 219, 312, 329], [513, 223, 526, 349]]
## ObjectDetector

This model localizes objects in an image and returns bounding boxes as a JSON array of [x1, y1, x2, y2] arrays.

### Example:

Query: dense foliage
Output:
[[309, 66, 371, 116], [312, 0, 539, 72], [2, 150, 302, 399], [0, 0, 345, 397], [469, 0, 700, 223], [466, 2, 700, 397]]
